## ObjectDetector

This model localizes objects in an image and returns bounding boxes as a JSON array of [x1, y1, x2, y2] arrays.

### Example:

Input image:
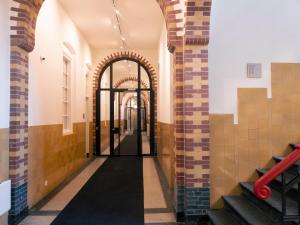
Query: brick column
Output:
[[9, 46, 29, 223], [182, 0, 211, 222], [173, 45, 185, 218], [9, 0, 43, 223]]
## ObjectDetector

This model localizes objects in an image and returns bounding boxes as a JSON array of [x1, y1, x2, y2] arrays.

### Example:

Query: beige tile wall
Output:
[[0, 128, 9, 183], [157, 122, 175, 191], [210, 63, 300, 208], [0, 128, 9, 225], [28, 123, 86, 207], [100, 121, 110, 152], [89, 122, 94, 157]]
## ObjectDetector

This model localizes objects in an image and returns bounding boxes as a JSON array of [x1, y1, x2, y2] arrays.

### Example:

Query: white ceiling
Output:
[[58, 0, 164, 49]]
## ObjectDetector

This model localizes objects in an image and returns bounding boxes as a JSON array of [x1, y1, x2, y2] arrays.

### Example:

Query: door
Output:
[[111, 91, 121, 155], [110, 90, 140, 156], [96, 59, 155, 157], [85, 70, 90, 157]]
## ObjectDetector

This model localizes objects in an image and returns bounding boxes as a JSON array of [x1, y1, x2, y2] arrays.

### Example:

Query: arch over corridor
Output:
[[114, 76, 149, 89], [8, 0, 211, 222], [95, 53, 156, 156]]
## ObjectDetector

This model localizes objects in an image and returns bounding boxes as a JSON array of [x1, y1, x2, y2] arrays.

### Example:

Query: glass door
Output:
[[96, 58, 155, 157], [114, 90, 139, 156], [111, 91, 121, 155]]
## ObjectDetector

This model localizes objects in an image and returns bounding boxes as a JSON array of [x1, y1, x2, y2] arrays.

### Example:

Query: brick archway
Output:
[[123, 93, 149, 106], [9, 0, 211, 222], [114, 76, 149, 89], [93, 52, 158, 156]]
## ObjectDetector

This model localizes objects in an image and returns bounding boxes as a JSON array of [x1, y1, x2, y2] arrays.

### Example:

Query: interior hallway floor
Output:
[[19, 156, 177, 225]]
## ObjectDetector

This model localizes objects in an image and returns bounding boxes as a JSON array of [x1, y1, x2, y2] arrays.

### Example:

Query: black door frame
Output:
[[95, 58, 155, 157]]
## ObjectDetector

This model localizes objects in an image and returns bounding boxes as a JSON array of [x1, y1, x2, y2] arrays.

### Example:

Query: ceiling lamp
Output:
[[112, 0, 126, 50]]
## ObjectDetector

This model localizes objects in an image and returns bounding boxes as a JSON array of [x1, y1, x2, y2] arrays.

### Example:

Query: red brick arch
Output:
[[9, 0, 212, 222], [122, 93, 149, 108], [114, 76, 149, 89], [94, 51, 157, 89], [93, 52, 158, 156]]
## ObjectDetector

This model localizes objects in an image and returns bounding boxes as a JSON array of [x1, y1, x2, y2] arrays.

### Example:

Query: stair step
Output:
[[223, 196, 277, 225], [273, 155, 300, 167], [240, 182, 298, 216], [257, 168, 297, 190], [208, 210, 239, 225], [289, 143, 300, 150]]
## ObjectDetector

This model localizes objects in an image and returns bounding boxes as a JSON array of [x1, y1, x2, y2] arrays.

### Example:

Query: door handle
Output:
[[112, 127, 120, 134]]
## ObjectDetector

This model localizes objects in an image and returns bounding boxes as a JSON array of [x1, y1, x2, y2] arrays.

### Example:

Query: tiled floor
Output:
[[143, 158, 176, 224], [19, 156, 177, 225], [102, 131, 150, 155]]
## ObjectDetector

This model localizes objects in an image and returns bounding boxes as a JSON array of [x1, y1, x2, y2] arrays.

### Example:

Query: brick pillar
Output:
[[173, 45, 185, 219], [182, 0, 211, 222], [183, 45, 210, 218], [9, 0, 43, 222], [9, 46, 29, 223]]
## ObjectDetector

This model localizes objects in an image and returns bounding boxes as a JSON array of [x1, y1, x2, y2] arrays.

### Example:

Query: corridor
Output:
[[4, 0, 300, 225], [19, 156, 176, 225]]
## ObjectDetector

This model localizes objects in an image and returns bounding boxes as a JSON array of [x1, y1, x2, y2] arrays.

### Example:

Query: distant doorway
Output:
[[96, 58, 155, 156]]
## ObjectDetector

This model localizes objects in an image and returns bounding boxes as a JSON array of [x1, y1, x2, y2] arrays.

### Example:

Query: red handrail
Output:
[[254, 145, 300, 200]]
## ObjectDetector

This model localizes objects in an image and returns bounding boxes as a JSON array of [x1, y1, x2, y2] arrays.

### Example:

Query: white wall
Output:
[[29, 0, 92, 126], [209, 0, 300, 123], [0, 0, 10, 129], [157, 22, 173, 124]]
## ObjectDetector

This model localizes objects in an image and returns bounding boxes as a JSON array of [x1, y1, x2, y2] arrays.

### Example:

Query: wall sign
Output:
[[247, 63, 262, 78]]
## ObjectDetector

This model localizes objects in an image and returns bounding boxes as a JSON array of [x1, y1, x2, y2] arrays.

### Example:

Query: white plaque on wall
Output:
[[247, 63, 262, 78]]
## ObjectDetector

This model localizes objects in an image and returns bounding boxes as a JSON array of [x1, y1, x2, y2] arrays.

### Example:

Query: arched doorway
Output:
[[96, 57, 155, 156], [8, 0, 211, 222]]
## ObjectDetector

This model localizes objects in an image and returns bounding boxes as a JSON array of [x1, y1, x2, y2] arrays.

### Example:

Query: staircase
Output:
[[208, 144, 300, 225]]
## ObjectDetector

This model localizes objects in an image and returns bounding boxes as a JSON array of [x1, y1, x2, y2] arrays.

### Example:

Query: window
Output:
[[63, 56, 72, 133]]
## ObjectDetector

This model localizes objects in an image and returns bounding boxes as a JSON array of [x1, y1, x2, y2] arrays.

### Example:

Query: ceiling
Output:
[[58, 0, 164, 49]]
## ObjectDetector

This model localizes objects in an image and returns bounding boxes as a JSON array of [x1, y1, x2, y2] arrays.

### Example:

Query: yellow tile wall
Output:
[[210, 63, 300, 208], [28, 123, 86, 207], [157, 122, 175, 191], [0, 128, 9, 225]]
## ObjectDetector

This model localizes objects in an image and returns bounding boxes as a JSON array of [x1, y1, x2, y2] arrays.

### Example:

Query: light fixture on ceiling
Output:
[[112, 0, 127, 50], [104, 18, 112, 25]]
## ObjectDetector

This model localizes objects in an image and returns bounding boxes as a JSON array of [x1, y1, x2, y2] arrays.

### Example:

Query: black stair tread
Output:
[[289, 143, 299, 149], [223, 196, 277, 225], [257, 168, 297, 189], [273, 155, 300, 166], [208, 209, 239, 225], [240, 182, 298, 215]]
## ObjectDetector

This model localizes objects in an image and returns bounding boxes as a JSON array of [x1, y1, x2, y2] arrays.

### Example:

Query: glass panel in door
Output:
[[141, 90, 150, 155], [113, 91, 121, 155]]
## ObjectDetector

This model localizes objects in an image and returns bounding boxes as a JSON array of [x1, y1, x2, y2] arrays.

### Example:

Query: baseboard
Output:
[[8, 207, 28, 225], [177, 212, 185, 222], [176, 213, 209, 225], [30, 159, 94, 212]]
